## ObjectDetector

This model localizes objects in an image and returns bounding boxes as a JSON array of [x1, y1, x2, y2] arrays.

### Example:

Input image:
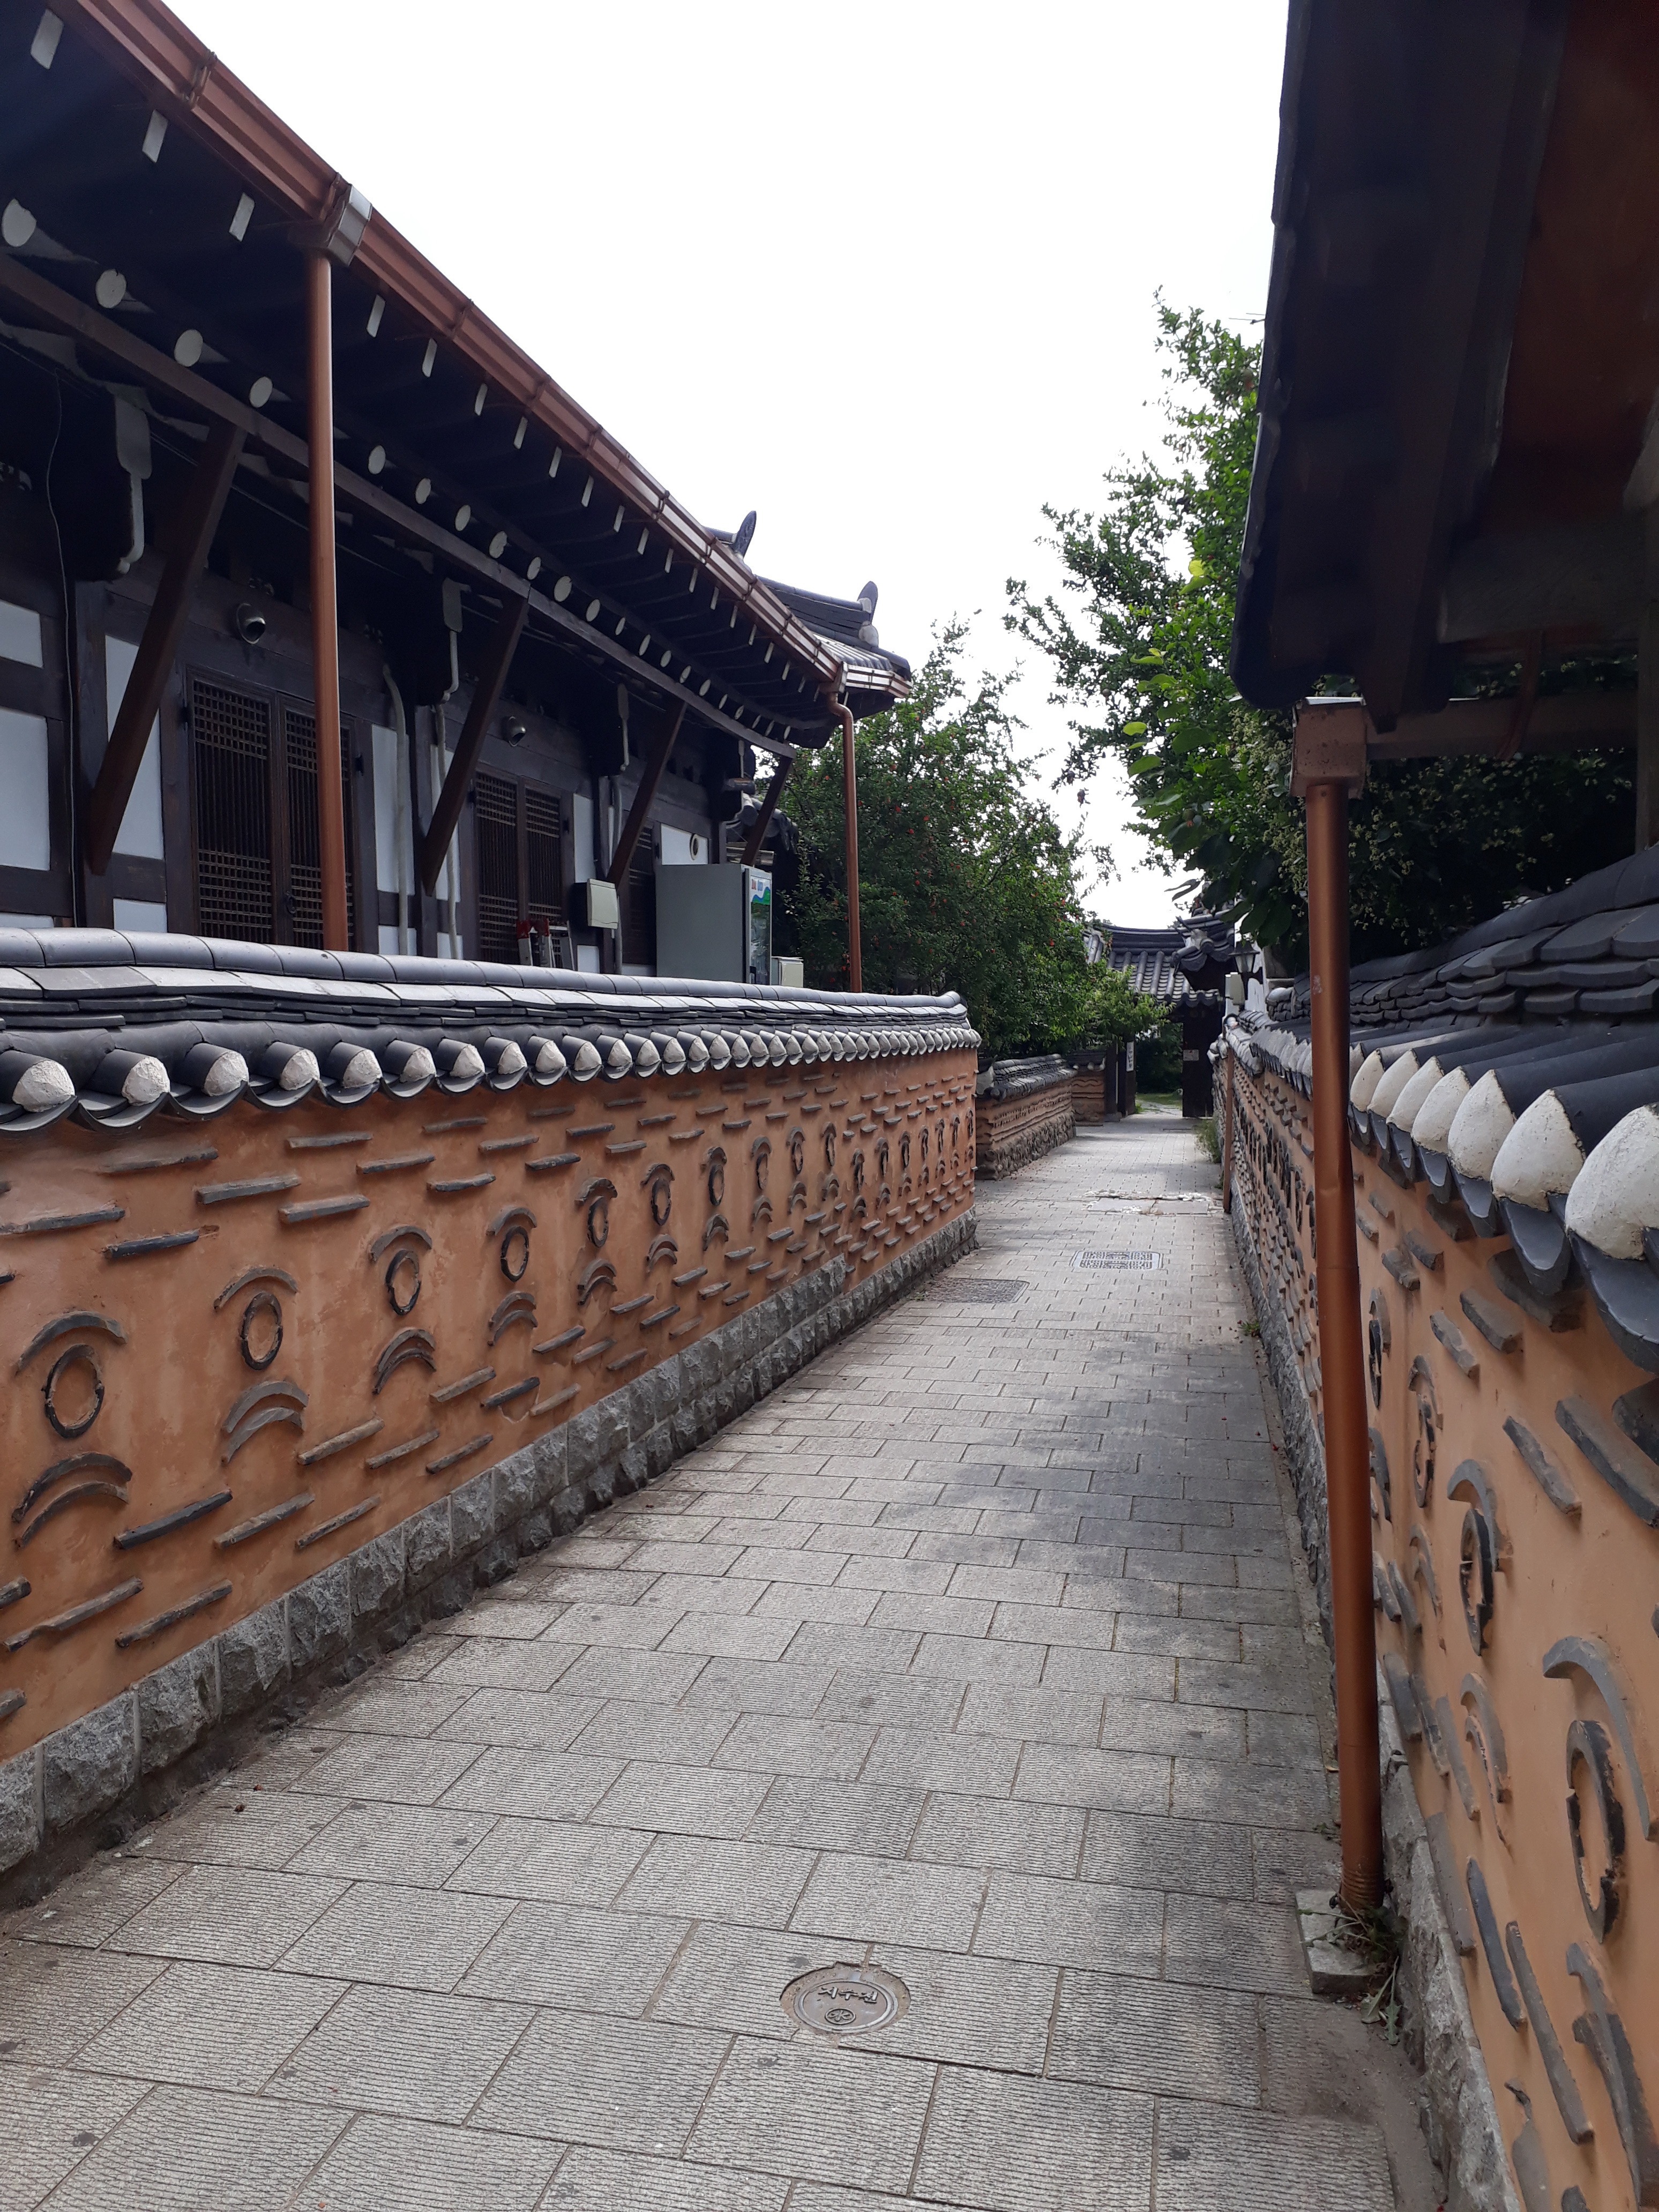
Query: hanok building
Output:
[[1227, 7, 1659, 2210], [0, 0, 978, 1905], [0, 0, 909, 972]]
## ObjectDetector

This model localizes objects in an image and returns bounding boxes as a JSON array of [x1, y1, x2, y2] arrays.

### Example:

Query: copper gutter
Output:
[[1303, 763, 1383, 1908], [55, 0, 841, 695], [305, 251, 348, 950], [837, 701, 863, 993]]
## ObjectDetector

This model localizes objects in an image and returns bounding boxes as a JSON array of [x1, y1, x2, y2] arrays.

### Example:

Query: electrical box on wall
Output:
[[772, 956, 804, 988], [567, 878, 619, 931], [656, 864, 771, 984]]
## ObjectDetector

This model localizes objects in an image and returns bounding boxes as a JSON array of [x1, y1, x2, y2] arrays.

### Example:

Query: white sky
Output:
[[174, 0, 1286, 926]]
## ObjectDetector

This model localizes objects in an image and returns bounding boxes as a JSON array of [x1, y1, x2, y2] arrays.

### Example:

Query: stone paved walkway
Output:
[[1, 1117, 1440, 2211]]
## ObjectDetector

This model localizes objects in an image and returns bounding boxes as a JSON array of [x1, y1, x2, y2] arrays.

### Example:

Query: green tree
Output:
[[1006, 302, 1634, 966], [1084, 961, 1165, 1050], [787, 624, 1095, 1058]]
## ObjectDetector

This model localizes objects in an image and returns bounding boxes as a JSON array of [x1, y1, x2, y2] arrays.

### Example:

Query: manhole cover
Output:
[[940, 1277, 1025, 1303], [782, 1962, 910, 2039], [1074, 1250, 1161, 1271]]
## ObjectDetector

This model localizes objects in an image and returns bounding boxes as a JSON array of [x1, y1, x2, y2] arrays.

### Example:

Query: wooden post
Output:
[[1220, 1038, 1235, 1214], [83, 419, 244, 875], [418, 596, 528, 895], [306, 252, 348, 950], [836, 700, 862, 991], [607, 704, 685, 888], [1299, 711, 1384, 1910], [1639, 507, 1659, 850], [741, 756, 792, 866]]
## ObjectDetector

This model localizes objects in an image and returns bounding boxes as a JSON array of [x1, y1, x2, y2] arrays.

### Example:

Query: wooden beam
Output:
[[84, 416, 245, 875], [607, 705, 684, 888], [1438, 518, 1642, 643], [741, 756, 793, 866], [1296, 690, 1635, 768], [417, 596, 527, 895], [0, 251, 809, 763]]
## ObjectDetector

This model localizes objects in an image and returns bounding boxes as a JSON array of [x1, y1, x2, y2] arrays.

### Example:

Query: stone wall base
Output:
[[1229, 1184, 1519, 2212], [0, 1209, 977, 1902], [975, 1101, 1076, 1179]]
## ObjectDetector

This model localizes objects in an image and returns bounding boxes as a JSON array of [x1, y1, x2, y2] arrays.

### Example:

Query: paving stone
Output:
[[791, 1851, 984, 1952], [1153, 2102, 1395, 2210], [472, 2009, 729, 2151], [101, 1861, 345, 1968], [295, 2112, 561, 2212], [443, 1596, 568, 1641], [300, 1733, 486, 1805], [973, 1869, 1164, 1976], [270, 1984, 533, 2121], [649, 1917, 834, 2039], [288, 1801, 496, 1887], [750, 1775, 924, 1858], [1013, 1741, 1171, 1815], [617, 1833, 816, 1925], [712, 1713, 875, 1781], [876, 1943, 1059, 2073], [910, 1792, 1085, 1877], [1164, 1891, 1306, 1996], [591, 1760, 771, 1839], [538, 2148, 789, 2212], [317, 1678, 473, 1738], [279, 1878, 511, 1990], [685, 2034, 937, 2189], [436, 1746, 622, 1824], [858, 1725, 1019, 1798], [77, 1958, 346, 2090], [0, 2067, 145, 2210], [458, 1897, 687, 2012], [1050, 1969, 1259, 2102], [567, 1701, 736, 1766], [913, 2066, 1155, 2212], [4, 1856, 183, 1949], [138, 1784, 340, 1870], [433, 1688, 602, 1752], [0, 1939, 166, 2064], [424, 1639, 589, 1694], [1170, 1758, 1329, 1832], [1080, 1809, 1253, 1899], [956, 1683, 1104, 1747], [552, 1647, 712, 1703], [29, 2084, 346, 2212], [445, 1813, 650, 1906], [816, 1669, 965, 1731], [678, 1658, 838, 1716]]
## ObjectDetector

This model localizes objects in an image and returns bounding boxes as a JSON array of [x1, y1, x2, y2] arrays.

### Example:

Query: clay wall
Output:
[[1229, 1051, 1657, 2212]]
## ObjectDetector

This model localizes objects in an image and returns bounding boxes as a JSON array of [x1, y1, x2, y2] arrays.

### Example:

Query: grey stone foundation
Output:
[[0, 1209, 976, 1896], [1229, 1182, 1517, 2212]]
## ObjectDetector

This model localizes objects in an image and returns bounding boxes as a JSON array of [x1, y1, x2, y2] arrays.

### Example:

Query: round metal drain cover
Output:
[[782, 1962, 909, 2039]]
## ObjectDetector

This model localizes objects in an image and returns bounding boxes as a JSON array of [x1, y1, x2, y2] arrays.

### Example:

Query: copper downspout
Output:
[[306, 250, 349, 951], [836, 699, 862, 992], [1220, 1031, 1234, 1215], [1305, 777, 1383, 1908]]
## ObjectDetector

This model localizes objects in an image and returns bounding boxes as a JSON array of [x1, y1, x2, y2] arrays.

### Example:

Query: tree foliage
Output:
[[1007, 302, 1635, 965], [786, 625, 1098, 1059], [1085, 962, 1167, 1050]]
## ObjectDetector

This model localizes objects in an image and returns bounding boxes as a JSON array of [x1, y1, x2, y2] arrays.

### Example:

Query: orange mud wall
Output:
[[0, 1051, 977, 1760], [1231, 1054, 1658, 2212]]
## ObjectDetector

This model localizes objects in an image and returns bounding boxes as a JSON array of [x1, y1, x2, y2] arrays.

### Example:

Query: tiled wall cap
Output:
[[528, 1036, 567, 1081], [1349, 1050, 1387, 1111], [1386, 1056, 1445, 1134], [434, 1039, 486, 1088], [256, 1042, 319, 1098], [381, 1040, 437, 1092], [1447, 1070, 1522, 1182], [1564, 1103, 1659, 1259], [678, 1032, 710, 1072], [1491, 1090, 1585, 1210], [1411, 1068, 1475, 1157], [649, 1032, 686, 1075], [323, 1042, 383, 1099]]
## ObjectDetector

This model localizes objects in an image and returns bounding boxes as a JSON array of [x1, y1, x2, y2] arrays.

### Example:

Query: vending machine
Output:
[[654, 864, 772, 984]]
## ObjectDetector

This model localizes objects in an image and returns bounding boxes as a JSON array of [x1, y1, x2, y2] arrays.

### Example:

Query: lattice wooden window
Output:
[[191, 677, 272, 942], [283, 706, 357, 950], [525, 785, 563, 922], [475, 768, 520, 965]]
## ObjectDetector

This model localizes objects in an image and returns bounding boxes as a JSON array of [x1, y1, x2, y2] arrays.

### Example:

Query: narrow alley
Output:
[[2, 1117, 1437, 2211]]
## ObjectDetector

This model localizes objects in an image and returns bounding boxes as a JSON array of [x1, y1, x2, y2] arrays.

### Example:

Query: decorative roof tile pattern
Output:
[[0, 930, 976, 1139]]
